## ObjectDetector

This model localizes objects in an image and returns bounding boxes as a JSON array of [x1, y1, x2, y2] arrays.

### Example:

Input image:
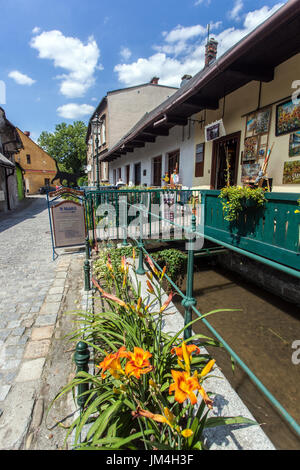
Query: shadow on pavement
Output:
[[0, 195, 48, 233]]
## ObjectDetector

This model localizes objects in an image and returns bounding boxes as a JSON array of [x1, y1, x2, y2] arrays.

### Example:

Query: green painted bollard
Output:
[[74, 341, 90, 408], [84, 237, 91, 291], [182, 211, 197, 340], [136, 237, 145, 275]]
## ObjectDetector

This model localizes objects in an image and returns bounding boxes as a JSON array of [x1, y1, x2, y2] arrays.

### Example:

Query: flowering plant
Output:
[[53, 247, 256, 450], [219, 185, 267, 222]]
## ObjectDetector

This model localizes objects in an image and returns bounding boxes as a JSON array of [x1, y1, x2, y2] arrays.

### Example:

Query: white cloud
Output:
[[57, 103, 95, 119], [8, 70, 36, 86], [114, 3, 284, 88], [243, 3, 284, 30], [32, 26, 41, 34], [194, 0, 212, 6], [120, 47, 132, 61], [30, 30, 101, 98], [162, 24, 206, 43], [229, 0, 244, 21]]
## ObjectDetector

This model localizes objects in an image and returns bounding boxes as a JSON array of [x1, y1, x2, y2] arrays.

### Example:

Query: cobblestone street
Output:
[[0, 195, 87, 449]]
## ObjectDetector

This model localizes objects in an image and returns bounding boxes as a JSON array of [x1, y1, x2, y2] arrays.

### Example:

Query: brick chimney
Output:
[[23, 131, 31, 137], [150, 77, 159, 85], [205, 38, 218, 67]]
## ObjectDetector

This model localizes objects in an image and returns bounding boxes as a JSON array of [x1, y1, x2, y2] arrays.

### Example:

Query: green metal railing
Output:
[[202, 190, 300, 270], [83, 187, 300, 438]]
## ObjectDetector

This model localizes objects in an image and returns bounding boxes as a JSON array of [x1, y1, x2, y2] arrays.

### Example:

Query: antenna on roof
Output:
[[207, 24, 210, 43]]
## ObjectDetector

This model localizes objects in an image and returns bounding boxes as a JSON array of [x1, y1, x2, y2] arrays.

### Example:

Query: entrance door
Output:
[[126, 165, 130, 185], [211, 132, 241, 189], [168, 150, 180, 178], [134, 162, 141, 186], [152, 156, 162, 186]]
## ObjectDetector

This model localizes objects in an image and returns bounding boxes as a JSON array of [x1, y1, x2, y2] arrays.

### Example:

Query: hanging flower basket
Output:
[[219, 185, 267, 222]]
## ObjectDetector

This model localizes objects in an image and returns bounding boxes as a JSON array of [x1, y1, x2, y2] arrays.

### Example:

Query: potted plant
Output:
[[219, 185, 267, 222]]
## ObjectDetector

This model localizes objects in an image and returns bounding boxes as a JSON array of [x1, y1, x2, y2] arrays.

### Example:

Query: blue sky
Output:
[[0, 0, 286, 141]]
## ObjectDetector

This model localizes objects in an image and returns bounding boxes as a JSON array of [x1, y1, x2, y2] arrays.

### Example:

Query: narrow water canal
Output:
[[171, 258, 300, 450]]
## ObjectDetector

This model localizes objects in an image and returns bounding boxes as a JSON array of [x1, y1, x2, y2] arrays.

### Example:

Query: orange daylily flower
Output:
[[198, 382, 214, 409], [169, 370, 200, 405], [92, 277, 127, 307], [125, 347, 153, 379], [146, 271, 153, 281], [106, 254, 113, 271], [181, 428, 193, 438], [200, 359, 215, 378], [92, 277, 128, 309], [131, 406, 176, 428], [121, 255, 126, 272], [161, 266, 167, 280], [145, 255, 159, 276], [101, 291, 129, 309], [160, 292, 174, 313], [146, 280, 154, 294], [97, 346, 129, 379], [136, 297, 142, 311], [171, 343, 201, 360]]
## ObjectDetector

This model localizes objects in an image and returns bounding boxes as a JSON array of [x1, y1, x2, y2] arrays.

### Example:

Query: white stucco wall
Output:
[[108, 124, 195, 188], [107, 85, 178, 148]]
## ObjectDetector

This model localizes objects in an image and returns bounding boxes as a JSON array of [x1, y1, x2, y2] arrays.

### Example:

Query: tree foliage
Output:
[[38, 121, 87, 175]]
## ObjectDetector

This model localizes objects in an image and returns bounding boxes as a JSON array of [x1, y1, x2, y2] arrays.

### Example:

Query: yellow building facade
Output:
[[15, 129, 57, 194], [193, 53, 300, 193]]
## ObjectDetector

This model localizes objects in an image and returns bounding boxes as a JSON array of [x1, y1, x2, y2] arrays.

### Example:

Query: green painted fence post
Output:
[[84, 236, 91, 291], [74, 341, 90, 408], [182, 208, 197, 340]]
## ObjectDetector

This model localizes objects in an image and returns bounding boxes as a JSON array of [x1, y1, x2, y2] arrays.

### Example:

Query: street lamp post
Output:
[[92, 113, 101, 189]]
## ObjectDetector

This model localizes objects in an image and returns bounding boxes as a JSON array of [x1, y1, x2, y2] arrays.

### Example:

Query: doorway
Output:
[[152, 156, 162, 186], [211, 132, 241, 189], [126, 165, 130, 185], [168, 150, 180, 178], [134, 162, 141, 186]]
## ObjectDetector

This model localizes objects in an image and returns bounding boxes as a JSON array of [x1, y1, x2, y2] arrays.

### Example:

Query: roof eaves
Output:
[[100, 0, 300, 161]]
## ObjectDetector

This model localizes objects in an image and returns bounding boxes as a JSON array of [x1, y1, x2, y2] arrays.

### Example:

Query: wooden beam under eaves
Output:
[[153, 113, 188, 127], [137, 133, 156, 142], [144, 126, 169, 136], [130, 141, 146, 147], [184, 95, 219, 110], [228, 65, 274, 82]]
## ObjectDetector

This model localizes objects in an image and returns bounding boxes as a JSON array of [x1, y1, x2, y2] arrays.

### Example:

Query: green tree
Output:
[[38, 121, 87, 175]]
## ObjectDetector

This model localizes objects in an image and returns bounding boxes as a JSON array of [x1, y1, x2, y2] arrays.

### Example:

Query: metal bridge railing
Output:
[[82, 187, 300, 438]]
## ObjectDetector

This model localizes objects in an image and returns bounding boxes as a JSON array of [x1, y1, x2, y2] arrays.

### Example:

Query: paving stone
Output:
[[0, 384, 11, 401], [2, 359, 22, 370], [34, 314, 57, 327], [0, 330, 10, 342], [7, 320, 21, 329], [15, 358, 46, 382], [48, 286, 64, 295], [31, 326, 54, 341], [24, 340, 50, 359], [55, 271, 67, 279], [4, 345, 26, 359], [39, 302, 61, 315], [51, 278, 66, 288], [11, 327, 25, 337], [45, 293, 63, 303]]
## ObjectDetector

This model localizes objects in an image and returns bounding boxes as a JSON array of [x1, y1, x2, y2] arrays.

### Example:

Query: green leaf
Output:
[[91, 400, 123, 443], [205, 416, 257, 428]]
